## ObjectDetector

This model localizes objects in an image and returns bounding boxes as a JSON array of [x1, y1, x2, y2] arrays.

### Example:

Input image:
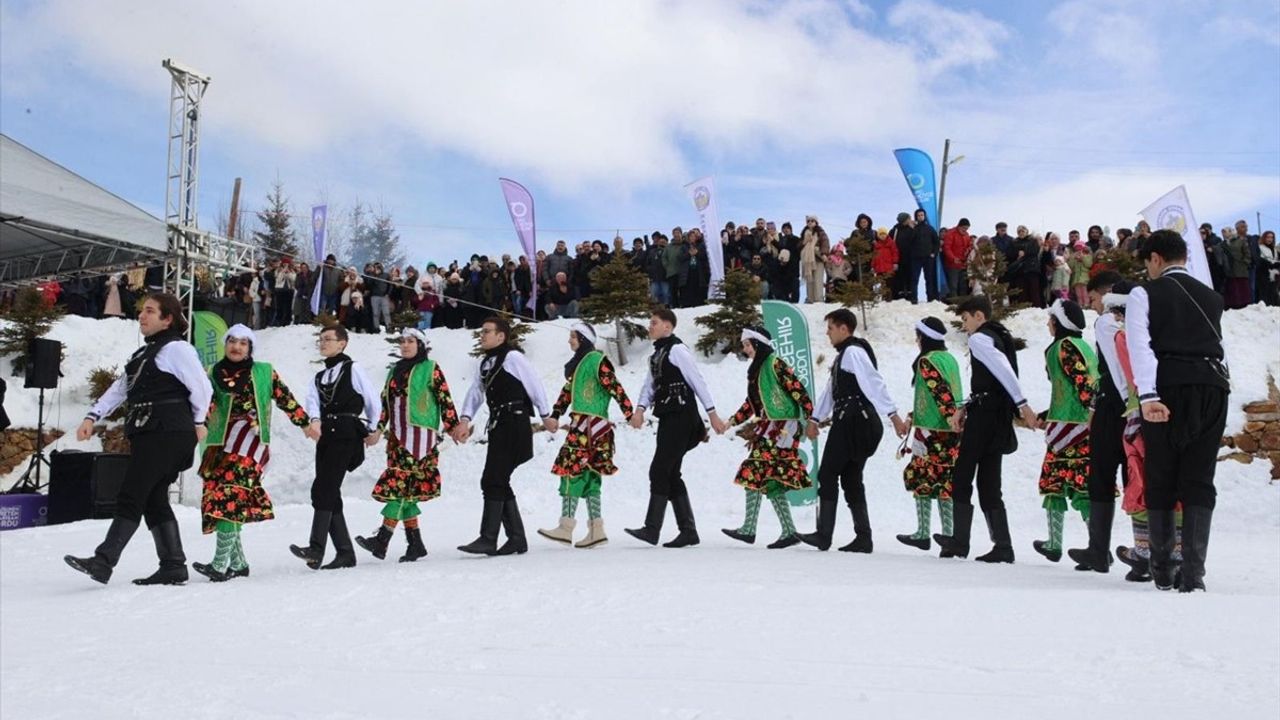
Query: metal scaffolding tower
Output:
[[161, 59, 255, 333]]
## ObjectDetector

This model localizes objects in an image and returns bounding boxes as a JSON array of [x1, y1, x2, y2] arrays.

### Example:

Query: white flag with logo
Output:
[[683, 176, 725, 292], [1139, 185, 1212, 288]]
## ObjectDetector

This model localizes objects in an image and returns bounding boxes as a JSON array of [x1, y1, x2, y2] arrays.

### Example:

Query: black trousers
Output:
[[1088, 393, 1129, 501], [114, 430, 197, 528], [950, 406, 1009, 512], [480, 418, 533, 501], [649, 410, 704, 499], [1143, 385, 1228, 511], [816, 451, 869, 506], [312, 437, 365, 511]]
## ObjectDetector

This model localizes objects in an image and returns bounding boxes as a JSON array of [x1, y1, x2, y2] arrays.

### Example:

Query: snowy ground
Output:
[[2, 301, 1279, 719]]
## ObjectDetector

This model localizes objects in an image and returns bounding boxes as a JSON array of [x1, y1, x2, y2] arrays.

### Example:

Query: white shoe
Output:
[[536, 517, 576, 545], [575, 518, 608, 549]]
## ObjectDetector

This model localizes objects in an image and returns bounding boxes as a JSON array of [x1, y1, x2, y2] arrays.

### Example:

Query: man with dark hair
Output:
[[290, 323, 382, 570], [626, 308, 724, 548], [455, 316, 550, 556], [912, 208, 941, 303], [66, 293, 213, 585], [800, 309, 908, 552], [1068, 271, 1128, 573], [1127, 229, 1229, 592], [935, 296, 1039, 563]]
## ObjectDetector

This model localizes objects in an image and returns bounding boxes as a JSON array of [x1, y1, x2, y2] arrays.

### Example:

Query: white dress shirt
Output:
[[461, 350, 551, 420], [813, 343, 898, 423], [89, 340, 213, 423]]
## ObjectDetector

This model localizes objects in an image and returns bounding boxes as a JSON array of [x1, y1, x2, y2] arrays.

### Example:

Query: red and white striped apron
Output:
[[389, 394, 438, 460]]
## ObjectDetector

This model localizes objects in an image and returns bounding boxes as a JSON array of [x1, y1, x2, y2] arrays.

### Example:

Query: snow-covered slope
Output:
[[2, 301, 1278, 719]]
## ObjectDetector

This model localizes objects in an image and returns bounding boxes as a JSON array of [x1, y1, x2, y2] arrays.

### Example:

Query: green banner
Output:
[[762, 300, 821, 506], [192, 310, 228, 370]]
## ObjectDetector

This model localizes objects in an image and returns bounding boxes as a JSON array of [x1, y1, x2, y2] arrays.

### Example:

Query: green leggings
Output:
[[209, 520, 248, 572]]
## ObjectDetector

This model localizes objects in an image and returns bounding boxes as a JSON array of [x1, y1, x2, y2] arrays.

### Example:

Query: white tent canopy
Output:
[[0, 134, 168, 285]]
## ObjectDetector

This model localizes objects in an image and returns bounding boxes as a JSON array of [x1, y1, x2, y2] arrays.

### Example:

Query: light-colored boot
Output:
[[537, 517, 576, 545], [575, 518, 608, 549]]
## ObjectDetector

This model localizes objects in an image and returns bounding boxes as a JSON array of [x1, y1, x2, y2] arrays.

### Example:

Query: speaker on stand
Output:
[[10, 338, 62, 493]]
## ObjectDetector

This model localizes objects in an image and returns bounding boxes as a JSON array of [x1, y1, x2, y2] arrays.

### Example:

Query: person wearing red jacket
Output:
[[871, 227, 899, 297], [942, 219, 973, 298]]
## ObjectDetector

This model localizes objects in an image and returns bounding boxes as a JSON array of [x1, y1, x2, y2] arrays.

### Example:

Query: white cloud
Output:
[[1047, 0, 1158, 77], [0, 0, 1020, 195], [887, 0, 1011, 76]]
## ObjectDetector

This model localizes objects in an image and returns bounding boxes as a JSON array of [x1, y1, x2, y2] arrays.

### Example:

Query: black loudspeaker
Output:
[[47, 451, 130, 525], [24, 338, 62, 389]]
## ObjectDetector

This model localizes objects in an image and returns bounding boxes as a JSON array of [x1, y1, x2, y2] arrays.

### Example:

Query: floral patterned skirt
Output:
[[734, 420, 812, 494], [1039, 420, 1091, 498], [552, 414, 618, 477], [199, 446, 275, 534], [372, 431, 442, 504], [903, 428, 960, 499]]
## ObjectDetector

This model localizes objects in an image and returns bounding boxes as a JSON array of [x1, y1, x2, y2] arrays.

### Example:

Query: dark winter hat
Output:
[[897, 212, 910, 223], [958, 218, 971, 227]]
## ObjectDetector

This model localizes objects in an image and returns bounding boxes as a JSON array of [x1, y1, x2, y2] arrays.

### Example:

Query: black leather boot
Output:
[[799, 499, 837, 551], [974, 507, 1015, 564], [458, 500, 505, 555], [1116, 545, 1151, 582], [356, 525, 394, 560], [1147, 509, 1178, 591], [399, 527, 428, 562], [65, 517, 140, 585], [934, 502, 973, 558], [495, 498, 529, 556], [721, 528, 756, 544], [321, 511, 357, 569], [1177, 506, 1212, 593], [838, 502, 873, 553], [290, 510, 333, 569], [663, 494, 700, 548], [625, 494, 668, 546], [133, 521, 189, 585], [1068, 501, 1115, 572]]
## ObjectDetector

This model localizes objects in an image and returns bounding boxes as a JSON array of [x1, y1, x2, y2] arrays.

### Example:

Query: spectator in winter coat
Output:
[[1049, 256, 1071, 300], [912, 208, 941, 302], [1067, 243, 1093, 306], [1010, 226, 1044, 308], [1223, 226, 1253, 309], [1236, 219, 1261, 302], [942, 218, 973, 298], [847, 213, 876, 254], [824, 240, 851, 289], [800, 215, 829, 303], [775, 222, 802, 302], [992, 222, 1014, 268], [890, 212, 917, 300], [546, 272, 578, 319], [871, 226, 899, 275], [544, 241, 574, 287], [1256, 230, 1278, 306], [1198, 224, 1227, 293]]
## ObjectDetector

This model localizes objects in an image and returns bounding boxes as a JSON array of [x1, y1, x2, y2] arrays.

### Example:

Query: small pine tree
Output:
[[254, 179, 301, 259], [829, 233, 882, 310], [347, 203, 406, 269], [1093, 247, 1145, 284], [579, 253, 652, 341], [470, 319, 533, 357], [951, 241, 1023, 323], [87, 367, 126, 421], [695, 267, 763, 356], [0, 287, 65, 376]]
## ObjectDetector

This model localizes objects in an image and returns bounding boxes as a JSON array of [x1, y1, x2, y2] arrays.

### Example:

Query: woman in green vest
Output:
[[896, 316, 964, 552], [1034, 299, 1099, 563], [356, 328, 459, 562], [721, 326, 814, 549], [538, 322, 634, 548], [193, 324, 312, 582]]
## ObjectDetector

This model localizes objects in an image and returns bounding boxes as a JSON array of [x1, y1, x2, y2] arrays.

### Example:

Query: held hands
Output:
[[451, 419, 473, 444], [804, 419, 820, 440], [1141, 401, 1170, 423], [543, 417, 559, 434], [1019, 405, 1040, 430], [305, 420, 322, 441], [195, 425, 208, 443], [891, 414, 910, 438], [76, 418, 95, 442], [364, 429, 382, 447], [628, 409, 645, 429], [948, 408, 966, 433], [708, 411, 728, 436]]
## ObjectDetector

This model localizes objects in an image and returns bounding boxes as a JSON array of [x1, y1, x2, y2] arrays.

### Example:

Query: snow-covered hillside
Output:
[[2, 301, 1278, 719]]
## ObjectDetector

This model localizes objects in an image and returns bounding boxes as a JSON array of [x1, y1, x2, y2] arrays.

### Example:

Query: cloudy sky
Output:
[[2, 0, 1278, 264]]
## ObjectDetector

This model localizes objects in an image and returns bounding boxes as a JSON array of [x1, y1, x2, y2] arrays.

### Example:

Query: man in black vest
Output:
[[455, 316, 550, 556], [801, 308, 909, 552], [66, 293, 213, 585], [1126, 229, 1229, 592], [935, 296, 1040, 563], [1069, 271, 1128, 573], [626, 307, 724, 548], [291, 324, 382, 570]]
